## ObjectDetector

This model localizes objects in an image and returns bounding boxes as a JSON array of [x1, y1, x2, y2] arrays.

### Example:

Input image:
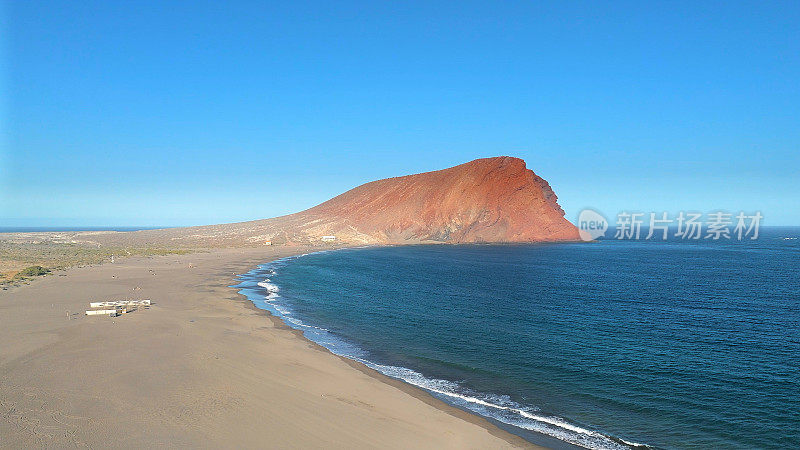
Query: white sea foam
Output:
[[257, 281, 280, 294], [273, 304, 291, 315], [284, 316, 330, 332], [359, 360, 644, 449]]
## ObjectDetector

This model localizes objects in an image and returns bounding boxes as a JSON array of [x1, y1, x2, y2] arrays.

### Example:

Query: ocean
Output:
[[234, 227, 800, 449], [0, 226, 170, 233]]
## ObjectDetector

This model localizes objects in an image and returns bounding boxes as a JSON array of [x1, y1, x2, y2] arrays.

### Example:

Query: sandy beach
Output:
[[0, 246, 535, 448]]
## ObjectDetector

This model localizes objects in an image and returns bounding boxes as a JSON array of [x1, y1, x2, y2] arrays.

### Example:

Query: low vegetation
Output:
[[14, 265, 50, 278], [0, 242, 192, 284]]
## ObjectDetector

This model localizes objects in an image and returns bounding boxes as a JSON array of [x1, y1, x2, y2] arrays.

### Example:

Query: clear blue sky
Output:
[[2, 1, 798, 227]]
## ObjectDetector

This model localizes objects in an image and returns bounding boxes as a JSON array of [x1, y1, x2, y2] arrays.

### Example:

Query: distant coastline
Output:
[[0, 226, 174, 233]]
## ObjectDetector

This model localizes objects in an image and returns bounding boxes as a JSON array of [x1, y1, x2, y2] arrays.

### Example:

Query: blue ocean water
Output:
[[235, 228, 800, 449]]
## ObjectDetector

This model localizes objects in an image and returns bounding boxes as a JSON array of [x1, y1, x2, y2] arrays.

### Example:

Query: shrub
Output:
[[15, 266, 50, 278]]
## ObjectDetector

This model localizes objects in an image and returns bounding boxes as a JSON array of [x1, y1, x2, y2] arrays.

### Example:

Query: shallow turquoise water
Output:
[[236, 229, 800, 449]]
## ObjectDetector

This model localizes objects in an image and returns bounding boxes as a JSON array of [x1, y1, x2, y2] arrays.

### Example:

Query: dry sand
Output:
[[0, 246, 536, 448]]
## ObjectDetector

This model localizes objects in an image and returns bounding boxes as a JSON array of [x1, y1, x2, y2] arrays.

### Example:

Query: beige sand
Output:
[[0, 246, 536, 448]]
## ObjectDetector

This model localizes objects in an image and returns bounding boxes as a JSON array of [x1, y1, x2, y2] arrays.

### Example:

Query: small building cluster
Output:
[[85, 299, 151, 317]]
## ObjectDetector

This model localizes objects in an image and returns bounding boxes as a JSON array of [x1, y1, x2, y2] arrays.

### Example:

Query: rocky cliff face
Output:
[[281, 156, 579, 244]]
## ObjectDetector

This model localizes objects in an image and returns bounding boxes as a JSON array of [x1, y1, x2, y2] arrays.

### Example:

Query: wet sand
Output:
[[0, 246, 536, 448]]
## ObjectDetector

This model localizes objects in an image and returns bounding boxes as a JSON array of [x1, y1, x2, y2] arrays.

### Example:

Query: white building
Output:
[[321, 235, 336, 242]]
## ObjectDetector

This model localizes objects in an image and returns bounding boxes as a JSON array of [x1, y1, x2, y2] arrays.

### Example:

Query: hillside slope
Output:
[[287, 156, 578, 243]]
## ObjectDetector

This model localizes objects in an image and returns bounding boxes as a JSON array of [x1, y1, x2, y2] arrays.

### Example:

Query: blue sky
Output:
[[2, 1, 798, 226]]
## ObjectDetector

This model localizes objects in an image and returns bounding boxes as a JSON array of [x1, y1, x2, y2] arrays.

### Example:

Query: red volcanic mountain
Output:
[[269, 156, 579, 244], [75, 156, 579, 247]]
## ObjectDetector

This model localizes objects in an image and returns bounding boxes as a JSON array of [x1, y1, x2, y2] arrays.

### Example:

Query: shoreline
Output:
[[0, 246, 538, 448], [233, 249, 588, 450], [232, 286, 540, 448]]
